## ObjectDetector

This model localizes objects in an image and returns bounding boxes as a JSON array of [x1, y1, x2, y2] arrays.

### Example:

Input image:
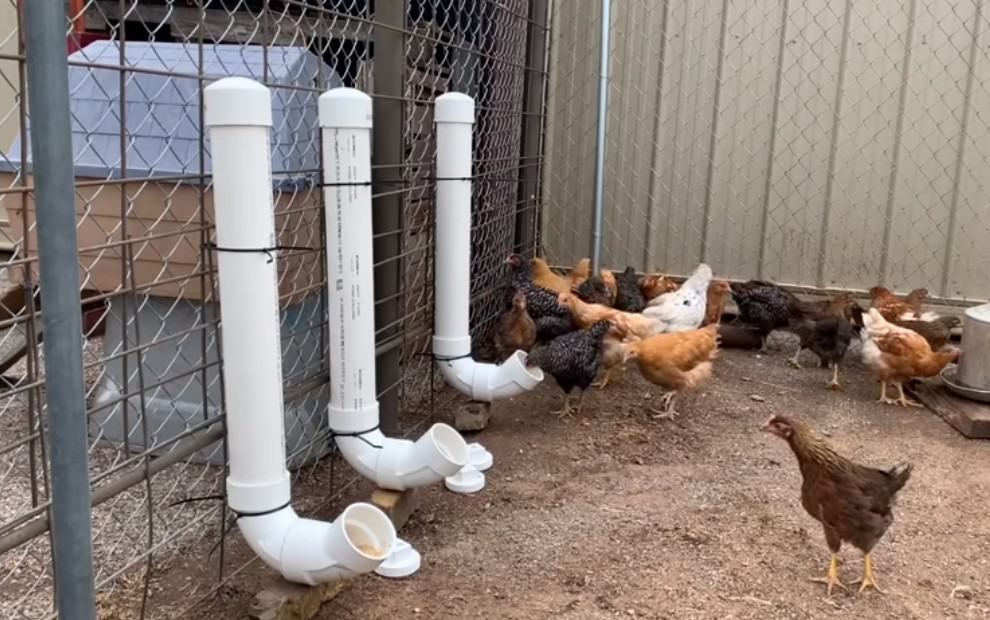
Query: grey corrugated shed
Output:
[[0, 41, 342, 188]]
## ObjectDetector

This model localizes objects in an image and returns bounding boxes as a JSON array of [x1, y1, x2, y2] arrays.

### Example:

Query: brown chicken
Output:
[[593, 332, 628, 389], [869, 286, 934, 322], [891, 315, 960, 351], [703, 280, 731, 326], [568, 258, 592, 288], [600, 269, 618, 304], [639, 273, 679, 301], [861, 308, 959, 407], [763, 415, 912, 595], [494, 291, 537, 361], [621, 324, 719, 419], [558, 292, 662, 340], [530, 257, 572, 294]]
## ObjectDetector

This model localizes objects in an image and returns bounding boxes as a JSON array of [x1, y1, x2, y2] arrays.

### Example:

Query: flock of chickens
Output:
[[493, 254, 965, 595]]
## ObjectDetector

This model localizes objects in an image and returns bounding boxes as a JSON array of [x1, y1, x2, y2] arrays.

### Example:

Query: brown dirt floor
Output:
[[188, 342, 990, 620]]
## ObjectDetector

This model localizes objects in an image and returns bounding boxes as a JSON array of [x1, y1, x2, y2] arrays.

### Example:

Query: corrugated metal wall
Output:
[[542, 0, 990, 302]]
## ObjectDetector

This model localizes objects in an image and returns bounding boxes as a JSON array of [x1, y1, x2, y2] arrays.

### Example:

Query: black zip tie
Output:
[[231, 499, 293, 520], [329, 425, 384, 450], [419, 351, 475, 363], [319, 176, 481, 188], [202, 241, 316, 264]]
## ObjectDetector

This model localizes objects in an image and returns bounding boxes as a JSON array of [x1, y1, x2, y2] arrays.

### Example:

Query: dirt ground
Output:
[[192, 341, 990, 620]]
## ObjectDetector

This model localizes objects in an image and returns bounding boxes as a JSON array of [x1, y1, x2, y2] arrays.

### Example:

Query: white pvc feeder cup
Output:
[[957, 303, 990, 390]]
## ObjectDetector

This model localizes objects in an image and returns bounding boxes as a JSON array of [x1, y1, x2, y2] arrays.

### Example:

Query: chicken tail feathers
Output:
[[886, 462, 913, 493]]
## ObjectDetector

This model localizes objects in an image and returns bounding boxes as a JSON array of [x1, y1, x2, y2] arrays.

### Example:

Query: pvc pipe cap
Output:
[[319, 87, 373, 129], [468, 443, 494, 472], [374, 538, 422, 579], [435, 92, 475, 125], [204, 77, 272, 128], [444, 463, 485, 494]]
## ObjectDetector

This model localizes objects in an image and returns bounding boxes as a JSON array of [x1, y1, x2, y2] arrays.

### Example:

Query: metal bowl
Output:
[[941, 364, 990, 404]]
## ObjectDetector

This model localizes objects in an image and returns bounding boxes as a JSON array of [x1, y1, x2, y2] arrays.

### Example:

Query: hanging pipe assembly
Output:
[[205, 77, 396, 585], [432, 92, 545, 403], [320, 88, 494, 510]]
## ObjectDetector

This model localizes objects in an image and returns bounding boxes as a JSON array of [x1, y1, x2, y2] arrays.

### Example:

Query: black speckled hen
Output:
[[526, 320, 611, 417]]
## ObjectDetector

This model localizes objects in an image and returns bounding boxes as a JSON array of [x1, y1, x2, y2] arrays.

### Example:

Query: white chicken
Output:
[[642, 263, 713, 333]]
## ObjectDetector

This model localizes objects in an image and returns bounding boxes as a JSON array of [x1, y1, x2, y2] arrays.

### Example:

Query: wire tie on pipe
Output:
[[231, 499, 293, 520], [329, 425, 384, 450], [202, 241, 316, 264], [419, 351, 476, 363]]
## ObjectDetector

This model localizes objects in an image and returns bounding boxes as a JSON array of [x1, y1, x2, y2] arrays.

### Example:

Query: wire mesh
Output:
[[0, 1, 548, 618], [542, 0, 990, 304]]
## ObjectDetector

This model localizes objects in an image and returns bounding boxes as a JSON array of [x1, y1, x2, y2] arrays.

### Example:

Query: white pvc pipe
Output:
[[320, 87, 469, 492], [205, 77, 395, 585], [432, 93, 544, 402]]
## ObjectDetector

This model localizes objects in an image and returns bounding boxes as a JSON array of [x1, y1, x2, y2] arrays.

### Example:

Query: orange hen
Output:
[[869, 286, 933, 322], [621, 324, 720, 419], [639, 273, 679, 300], [568, 258, 592, 288], [703, 280, 731, 326], [861, 308, 959, 407], [557, 292, 662, 341], [530, 257, 572, 294]]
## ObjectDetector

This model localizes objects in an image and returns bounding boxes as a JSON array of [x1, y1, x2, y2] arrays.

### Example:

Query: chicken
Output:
[[593, 331, 628, 389], [614, 266, 647, 312], [526, 320, 611, 417], [703, 280, 731, 326], [600, 269, 618, 304], [568, 257, 592, 288], [505, 254, 574, 341], [762, 415, 912, 595], [787, 294, 860, 389], [621, 323, 719, 419], [730, 280, 802, 350], [892, 315, 960, 351], [575, 274, 613, 306], [789, 316, 855, 390], [642, 263, 713, 333], [639, 273, 679, 301], [869, 286, 936, 322], [493, 290, 537, 361], [530, 257, 573, 294], [861, 308, 960, 407], [557, 292, 663, 341]]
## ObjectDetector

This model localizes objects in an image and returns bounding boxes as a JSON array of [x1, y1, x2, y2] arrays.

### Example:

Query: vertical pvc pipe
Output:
[[433, 93, 475, 359], [591, 0, 612, 273], [204, 78, 290, 514], [23, 1, 97, 617], [319, 88, 378, 413]]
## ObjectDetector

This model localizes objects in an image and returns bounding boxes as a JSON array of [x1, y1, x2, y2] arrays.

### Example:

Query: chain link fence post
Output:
[[515, 0, 551, 257], [22, 1, 96, 618], [372, 0, 406, 435]]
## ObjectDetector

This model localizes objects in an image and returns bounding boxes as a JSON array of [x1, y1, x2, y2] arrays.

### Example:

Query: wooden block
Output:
[[910, 382, 990, 439], [250, 580, 346, 620], [371, 487, 421, 530]]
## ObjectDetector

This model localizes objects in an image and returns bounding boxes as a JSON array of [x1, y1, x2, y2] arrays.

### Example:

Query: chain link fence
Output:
[[543, 0, 990, 304], [0, 1, 548, 618]]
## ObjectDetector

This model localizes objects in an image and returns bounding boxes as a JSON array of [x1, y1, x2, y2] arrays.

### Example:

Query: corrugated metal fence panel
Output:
[[543, 0, 990, 302]]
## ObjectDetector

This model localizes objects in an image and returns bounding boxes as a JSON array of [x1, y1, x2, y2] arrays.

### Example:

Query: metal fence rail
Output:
[[543, 0, 990, 304], [0, 1, 549, 618]]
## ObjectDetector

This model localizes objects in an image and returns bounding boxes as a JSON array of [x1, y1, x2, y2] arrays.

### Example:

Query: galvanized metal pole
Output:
[[590, 0, 611, 272], [23, 2, 97, 619]]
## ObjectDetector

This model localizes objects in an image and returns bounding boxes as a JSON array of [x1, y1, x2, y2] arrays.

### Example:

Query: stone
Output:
[[250, 580, 346, 620], [454, 401, 492, 432], [370, 487, 420, 529]]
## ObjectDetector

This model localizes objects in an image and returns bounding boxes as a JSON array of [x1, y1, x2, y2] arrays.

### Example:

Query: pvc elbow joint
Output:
[[435, 348, 544, 402], [329, 403, 468, 491], [236, 503, 395, 586]]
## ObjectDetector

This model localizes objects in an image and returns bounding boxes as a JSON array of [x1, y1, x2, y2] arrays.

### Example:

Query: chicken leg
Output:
[[592, 368, 613, 389], [852, 552, 882, 594], [894, 382, 923, 408], [650, 391, 679, 420], [827, 363, 842, 390], [789, 346, 804, 369], [876, 382, 897, 406], [810, 553, 846, 597], [552, 393, 573, 418]]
